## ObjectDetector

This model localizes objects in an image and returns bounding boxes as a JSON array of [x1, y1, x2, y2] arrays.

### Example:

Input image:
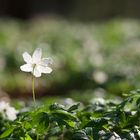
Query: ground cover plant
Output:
[[0, 90, 140, 139]]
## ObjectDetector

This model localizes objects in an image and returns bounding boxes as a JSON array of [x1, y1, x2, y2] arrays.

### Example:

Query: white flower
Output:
[[0, 101, 9, 112], [93, 71, 108, 84], [20, 48, 53, 77], [109, 132, 121, 140], [0, 101, 18, 121], [6, 106, 18, 121], [90, 97, 105, 105], [62, 98, 75, 107], [129, 132, 136, 140]]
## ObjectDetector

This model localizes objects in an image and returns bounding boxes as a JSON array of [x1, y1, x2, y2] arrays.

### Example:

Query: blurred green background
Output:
[[0, 19, 140, 100], [0, 1, 140, 101]]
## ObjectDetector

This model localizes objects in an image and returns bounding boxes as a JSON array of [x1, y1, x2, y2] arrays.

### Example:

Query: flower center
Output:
[[32, 63, 36, 68]]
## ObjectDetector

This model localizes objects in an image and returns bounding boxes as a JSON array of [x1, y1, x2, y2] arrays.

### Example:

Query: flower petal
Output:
[[41, 57, 53, 66], [22, 52, 32, 63], [32, 48, 42, 63], [0, 101, 9, 112], [33, 66, 41, 77], [20, 64, 33, 72], [6, 107, 18, 121], [37, 65, 52, 74]]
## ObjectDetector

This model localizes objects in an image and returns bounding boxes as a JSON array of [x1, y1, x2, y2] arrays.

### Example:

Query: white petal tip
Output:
[[44, 67, 53, 74], [20, 64, 33, 72]]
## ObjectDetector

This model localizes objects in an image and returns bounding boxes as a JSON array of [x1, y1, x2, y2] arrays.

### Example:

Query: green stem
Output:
[[32, 75, 36, 108], [36, 134, 39, 140]]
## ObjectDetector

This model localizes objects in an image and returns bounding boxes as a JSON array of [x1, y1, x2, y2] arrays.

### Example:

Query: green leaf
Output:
[[0, 127, 14, 138], [71, 130, 89, 140], [51, 110, 77, 121], [24, 122, 32, 130], [47, 127, 61, 136], [136, 97, 140, 107], [64, 120, 76, 128], [25, 134, 32, 140], [67, 103, 80, 112], [49, 103, 65, 111], [83, 118, 108, 128], [84, 127, 93, 138], [20, 134, 32, 140], [33, 112, 49, 133]]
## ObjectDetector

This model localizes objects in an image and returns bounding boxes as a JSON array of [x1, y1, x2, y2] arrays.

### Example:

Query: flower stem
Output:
[[32, 75, 36, 108], [36, 134, 39, 140]]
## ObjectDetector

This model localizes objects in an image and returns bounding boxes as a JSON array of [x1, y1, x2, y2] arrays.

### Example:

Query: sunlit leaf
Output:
[[0, 127, 14, 138]]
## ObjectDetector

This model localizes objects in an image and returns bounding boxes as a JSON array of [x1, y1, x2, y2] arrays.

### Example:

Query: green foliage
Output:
[[0, 127, 14, 139], [1, 90, 140, 139]]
